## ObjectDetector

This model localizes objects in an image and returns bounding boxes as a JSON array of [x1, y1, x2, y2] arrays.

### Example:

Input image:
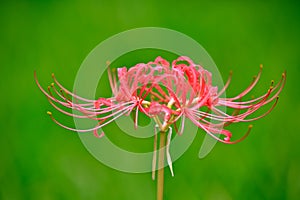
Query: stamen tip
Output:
[[51, 83, 54, 87], [260, 64, 263, 69], [229, 70, 233, 75], [248, 124, 253, 129], [51, 73, 54, 78], [106, 61, 111, 66], [34, 71, 38, 78], [47, 111, 52, 115]]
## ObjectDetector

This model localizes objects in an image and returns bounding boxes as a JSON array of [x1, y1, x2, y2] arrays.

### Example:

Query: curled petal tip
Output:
[[47, 111, 52, 115], [94, 130, 105, 138]]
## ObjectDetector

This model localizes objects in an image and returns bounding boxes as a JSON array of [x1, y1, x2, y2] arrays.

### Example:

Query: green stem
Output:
[[157, 131, 166, 200]]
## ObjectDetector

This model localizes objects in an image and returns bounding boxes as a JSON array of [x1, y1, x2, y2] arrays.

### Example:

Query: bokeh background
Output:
[[1, 0, 300, 199]]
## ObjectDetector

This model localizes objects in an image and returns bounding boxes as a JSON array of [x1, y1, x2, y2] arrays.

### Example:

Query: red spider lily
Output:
[[35, 56, 286, 176]]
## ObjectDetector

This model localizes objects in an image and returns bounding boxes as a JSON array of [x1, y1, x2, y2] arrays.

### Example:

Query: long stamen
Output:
[[238, 96, 279, 122], [47, 98, 94, 119], [52, 73, 94, 103], [107, 63, 118, 96], [46, 105, 133, 133], [226, 65, 262, 101], [217, 70, 232, 98], [34, 72, 72, 107], [225, 125, 253, 144]]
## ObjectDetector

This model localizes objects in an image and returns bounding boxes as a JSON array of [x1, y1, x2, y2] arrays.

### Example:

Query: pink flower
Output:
[[35, 56, 286, 177], [35, 56, 286, 143]]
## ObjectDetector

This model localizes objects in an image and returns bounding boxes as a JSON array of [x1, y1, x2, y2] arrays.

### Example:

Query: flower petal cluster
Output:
[[35, 56, 286, 144]]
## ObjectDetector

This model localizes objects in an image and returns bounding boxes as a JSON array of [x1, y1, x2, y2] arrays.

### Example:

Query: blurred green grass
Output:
[[1, 0, 300, 199]]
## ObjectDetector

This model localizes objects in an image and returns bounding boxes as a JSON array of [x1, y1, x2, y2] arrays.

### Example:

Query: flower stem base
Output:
[[157, 131, 166, 200]]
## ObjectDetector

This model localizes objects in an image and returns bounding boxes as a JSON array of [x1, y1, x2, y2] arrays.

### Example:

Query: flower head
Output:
[[35, 56, 286, 178], [35, 56, 286, 144]]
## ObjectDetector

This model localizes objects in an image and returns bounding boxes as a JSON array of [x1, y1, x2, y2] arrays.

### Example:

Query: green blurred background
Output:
[[1, 0, 300, 199]]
